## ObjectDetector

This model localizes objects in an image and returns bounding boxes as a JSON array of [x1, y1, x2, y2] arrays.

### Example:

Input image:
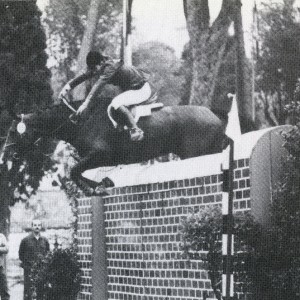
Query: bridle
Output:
[[11, 100, 78, 157]]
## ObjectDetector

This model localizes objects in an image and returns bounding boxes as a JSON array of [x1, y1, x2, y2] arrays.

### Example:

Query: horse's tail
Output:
[[211, 107, 229, 126]]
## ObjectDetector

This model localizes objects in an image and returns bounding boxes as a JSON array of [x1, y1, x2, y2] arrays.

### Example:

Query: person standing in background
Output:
[[0, 233, 10, 300], [0, 231, 9, 300], [19, 219, 50, 300]]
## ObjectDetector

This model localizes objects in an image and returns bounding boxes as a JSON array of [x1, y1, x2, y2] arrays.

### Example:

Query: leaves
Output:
[[30, 247, 81, 299], [43, 0, 122, 98], [0, 2, 53, 207], [179, 120, 300, 298], [256, 2, 300, 107]]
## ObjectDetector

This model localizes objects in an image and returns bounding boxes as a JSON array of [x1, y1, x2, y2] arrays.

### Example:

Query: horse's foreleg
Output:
[[70, 151, 114, 195]]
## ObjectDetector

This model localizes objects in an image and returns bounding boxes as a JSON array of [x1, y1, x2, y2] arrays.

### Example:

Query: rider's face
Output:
[[89, 63, 102, 72]]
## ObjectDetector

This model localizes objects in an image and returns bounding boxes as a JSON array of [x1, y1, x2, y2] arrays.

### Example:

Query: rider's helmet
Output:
[[86, 51, 107, 68]]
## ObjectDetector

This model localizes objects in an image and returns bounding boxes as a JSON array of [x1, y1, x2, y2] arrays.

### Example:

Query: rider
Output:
[[59, 51, 153, 141]]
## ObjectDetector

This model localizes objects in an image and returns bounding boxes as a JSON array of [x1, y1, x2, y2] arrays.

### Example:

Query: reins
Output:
[[61, 95, 77, 113]]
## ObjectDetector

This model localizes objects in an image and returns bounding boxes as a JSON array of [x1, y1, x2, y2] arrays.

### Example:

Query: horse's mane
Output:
[[31, 97, 112, 130], [28, 102, 78, 132]]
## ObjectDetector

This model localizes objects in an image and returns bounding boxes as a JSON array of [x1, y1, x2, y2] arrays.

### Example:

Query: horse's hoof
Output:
[[94, 186, 110, 196], [102, 177, 115, 188]]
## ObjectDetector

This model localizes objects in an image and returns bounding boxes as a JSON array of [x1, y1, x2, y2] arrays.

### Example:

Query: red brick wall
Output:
[[77, 158, 250, 300]]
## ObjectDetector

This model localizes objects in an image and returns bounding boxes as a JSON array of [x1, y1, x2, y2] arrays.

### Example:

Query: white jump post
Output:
[[221, 94, 240, 299], [222, 138, 235, 300]]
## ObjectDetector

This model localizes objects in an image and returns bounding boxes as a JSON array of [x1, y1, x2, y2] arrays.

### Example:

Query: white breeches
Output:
[[107, 82, 151, 128]]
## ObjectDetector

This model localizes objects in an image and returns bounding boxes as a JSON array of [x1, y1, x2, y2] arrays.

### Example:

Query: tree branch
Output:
[[183, 0, 188, 20], [185, 0, 210, 45]]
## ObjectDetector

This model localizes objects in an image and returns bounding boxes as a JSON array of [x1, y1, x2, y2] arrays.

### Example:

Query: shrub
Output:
[[30, 247, 81, 300], [179, 205, 262, 299]]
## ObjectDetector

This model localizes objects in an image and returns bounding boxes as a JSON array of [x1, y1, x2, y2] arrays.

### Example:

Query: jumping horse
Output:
[[0, 98, 228, 195]]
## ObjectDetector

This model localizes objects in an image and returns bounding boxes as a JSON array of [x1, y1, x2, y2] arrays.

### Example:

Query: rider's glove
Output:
[[76, 103, 89, 117], [58, 83, 71, 101]]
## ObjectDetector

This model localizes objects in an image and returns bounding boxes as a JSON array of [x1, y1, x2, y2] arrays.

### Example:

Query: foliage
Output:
[[43, 0, 122, 97], [180, 99, 300, 299], [30, 247, 81, 300], [179, 39, 246, 119], [132, 41, 184, 106], [0, 2, 52, 114], [255, 0, 300, 124], [52, 141, 88, 245], [261, 92, 300, 298], [0, 2, 53, 209], [179, 42, 193, 105], [179, 205, 262, 299]]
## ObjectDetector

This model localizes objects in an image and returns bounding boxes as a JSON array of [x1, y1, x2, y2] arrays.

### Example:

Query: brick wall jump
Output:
[[77, 158, 250, 300]]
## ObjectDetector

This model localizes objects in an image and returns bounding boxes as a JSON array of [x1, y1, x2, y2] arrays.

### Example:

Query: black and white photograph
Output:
[[0, 0, 299, 299]]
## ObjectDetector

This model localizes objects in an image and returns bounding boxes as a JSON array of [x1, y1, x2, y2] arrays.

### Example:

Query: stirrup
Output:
[[130, 128, 144, 141]]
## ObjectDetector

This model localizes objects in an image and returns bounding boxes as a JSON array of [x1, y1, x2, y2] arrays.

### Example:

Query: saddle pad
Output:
[[132, 103, 164, 123]]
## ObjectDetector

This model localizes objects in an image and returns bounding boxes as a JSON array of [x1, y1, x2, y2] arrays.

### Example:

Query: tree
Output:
[[255, 0, 300, 125], [121, 0, 133, 65], [0, 1, 53, 234], [43, 0, 122, 99], [184, 0, 254, 132], [73, 0, 102, 101], [132, 42, 184, 106]]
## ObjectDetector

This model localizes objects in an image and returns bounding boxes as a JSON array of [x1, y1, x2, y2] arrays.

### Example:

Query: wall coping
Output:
[[83, 126, 289, 188], [84, 152, 224, 188]]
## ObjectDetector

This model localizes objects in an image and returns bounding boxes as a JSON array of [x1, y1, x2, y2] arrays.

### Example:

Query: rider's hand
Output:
[[58, 83, 71, 101], [76, 103, 89, 117]]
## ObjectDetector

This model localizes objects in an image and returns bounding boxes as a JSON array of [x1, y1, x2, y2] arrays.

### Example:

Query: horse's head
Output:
[[0, 114, 42, 165]]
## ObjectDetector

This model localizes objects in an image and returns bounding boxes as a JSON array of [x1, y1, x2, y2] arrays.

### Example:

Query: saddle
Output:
[[128, 92, 163, 125], [68, 92, 164, 127]]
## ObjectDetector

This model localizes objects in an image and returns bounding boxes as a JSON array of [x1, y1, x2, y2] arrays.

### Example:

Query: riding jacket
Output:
[[68, 59, 149, 101]]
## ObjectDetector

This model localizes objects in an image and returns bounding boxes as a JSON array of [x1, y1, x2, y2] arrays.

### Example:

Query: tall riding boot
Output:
[[116, 106, 144, 141]]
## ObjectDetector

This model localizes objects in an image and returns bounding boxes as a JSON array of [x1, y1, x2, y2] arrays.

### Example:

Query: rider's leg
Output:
[[115, 105, 144, 141], [109, 83, 151, 141]]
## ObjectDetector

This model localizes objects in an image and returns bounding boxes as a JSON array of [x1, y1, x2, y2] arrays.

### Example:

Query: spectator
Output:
[[19, 219, 50, 300], [0, 231, 9, 300]]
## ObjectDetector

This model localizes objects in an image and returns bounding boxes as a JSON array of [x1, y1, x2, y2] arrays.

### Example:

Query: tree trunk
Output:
[[234, 0, 254, 132], [73, 0, 101, 101], [185, 0, 236, 108], [0, 165, 11, 237], [122, 0, 133, 66]]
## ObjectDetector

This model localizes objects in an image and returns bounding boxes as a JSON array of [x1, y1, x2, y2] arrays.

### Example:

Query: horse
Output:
[[1, 98, 228, 195]]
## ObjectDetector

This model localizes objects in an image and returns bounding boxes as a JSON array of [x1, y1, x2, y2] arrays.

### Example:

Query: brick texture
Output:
[[77, 198, 93, 300], [77, 159, 251, 300]]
